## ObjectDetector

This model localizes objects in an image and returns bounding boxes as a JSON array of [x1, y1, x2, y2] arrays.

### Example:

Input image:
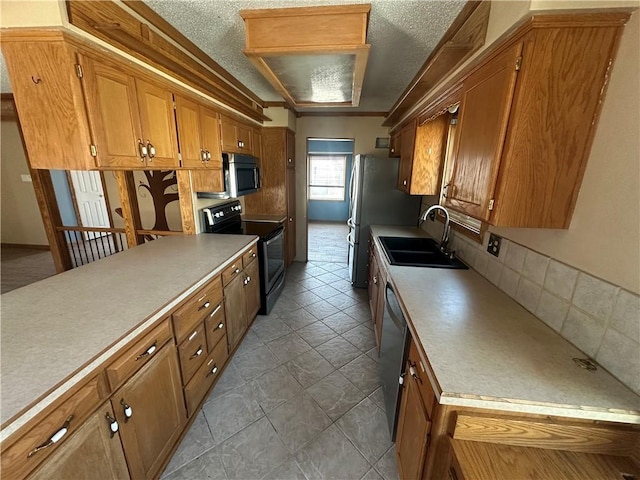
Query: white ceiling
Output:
[[141, 0, 466, 112], [0, 1, 467, 113]]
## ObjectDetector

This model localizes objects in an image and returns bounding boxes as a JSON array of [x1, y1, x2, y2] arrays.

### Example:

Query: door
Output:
[[286, 167, 296, 265], [69, 171, 110, 240], [224, 273, 247, 351], [445, 42, 522, 220], [175, 95, 204, 168], [114, 343, 186, 480], [79, 54, 143, 168], [28, 404, 130, 480], [135, 79, 179, 169]]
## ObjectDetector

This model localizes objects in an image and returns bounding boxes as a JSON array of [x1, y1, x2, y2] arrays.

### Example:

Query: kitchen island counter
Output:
[[1, 233, 257, 439], [370, 225, 640, 424]]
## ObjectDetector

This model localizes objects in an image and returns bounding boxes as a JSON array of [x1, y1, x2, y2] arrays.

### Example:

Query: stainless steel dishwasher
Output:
[[378, 282, 409, 440]]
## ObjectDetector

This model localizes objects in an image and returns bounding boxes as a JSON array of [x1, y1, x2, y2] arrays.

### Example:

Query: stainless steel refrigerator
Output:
[[347, 155, 422, 287]]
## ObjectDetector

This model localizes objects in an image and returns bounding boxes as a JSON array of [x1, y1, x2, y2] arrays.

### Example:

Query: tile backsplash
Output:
[[422, 220, 640, 396]]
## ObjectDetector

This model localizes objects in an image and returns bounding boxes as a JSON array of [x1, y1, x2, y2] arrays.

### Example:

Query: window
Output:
[[308, 155, 347, 201]]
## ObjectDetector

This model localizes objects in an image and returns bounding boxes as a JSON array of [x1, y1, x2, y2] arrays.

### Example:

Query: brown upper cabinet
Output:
[[443, 14, 629, 228], [220, 114, 254, 155], [389, 130, 401, 158], [81, 54, 180, 169], [397, 115, 450, 195], [175, 95, 223, 170]]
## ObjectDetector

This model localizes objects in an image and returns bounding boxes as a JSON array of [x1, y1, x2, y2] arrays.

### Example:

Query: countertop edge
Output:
[[0, 237, 259, 443]]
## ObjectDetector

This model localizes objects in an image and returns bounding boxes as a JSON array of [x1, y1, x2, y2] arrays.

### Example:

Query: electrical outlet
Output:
[[487, 233, 502, 257]]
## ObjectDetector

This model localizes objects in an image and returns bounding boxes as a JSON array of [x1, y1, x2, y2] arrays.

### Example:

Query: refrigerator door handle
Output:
[[347, 217, 356, 229], [348, 160, 357, 202], [347, 231, 356, 247]]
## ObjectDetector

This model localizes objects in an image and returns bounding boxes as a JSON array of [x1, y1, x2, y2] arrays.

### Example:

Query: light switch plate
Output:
[[487, 233, 501, 257], [20, 174, 32, 183]]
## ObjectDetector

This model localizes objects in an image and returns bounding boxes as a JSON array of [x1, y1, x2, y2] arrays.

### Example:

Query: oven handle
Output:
[[264, 227, 285, 246]]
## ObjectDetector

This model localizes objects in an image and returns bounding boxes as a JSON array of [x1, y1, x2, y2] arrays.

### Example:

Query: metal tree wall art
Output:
[[138, 170, 178, 231]]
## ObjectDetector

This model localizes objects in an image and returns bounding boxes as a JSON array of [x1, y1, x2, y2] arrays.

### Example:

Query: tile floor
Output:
[[162, 261, 399, 480], [308, 222, 349, 263]]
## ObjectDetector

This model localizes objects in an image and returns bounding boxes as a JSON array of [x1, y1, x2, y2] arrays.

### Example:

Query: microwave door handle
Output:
[[254, 167, 261, 188]]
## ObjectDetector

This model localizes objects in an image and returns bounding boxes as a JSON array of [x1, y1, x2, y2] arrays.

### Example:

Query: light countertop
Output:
[[370, 225, 640, 424], [1, 234, 257, 439]]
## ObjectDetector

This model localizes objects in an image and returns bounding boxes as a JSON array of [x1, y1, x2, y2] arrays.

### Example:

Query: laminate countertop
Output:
[[0, 234, 257, 440], [370, 225, 640, 424]]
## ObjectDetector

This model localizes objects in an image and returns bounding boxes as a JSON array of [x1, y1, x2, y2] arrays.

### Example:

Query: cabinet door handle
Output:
[[198, 301, 211, 311], [146, 141, 156, 159], [138, 140, 148, 160], [27, 415, 74, 457], [373, 275, 378, 284], [105, 412, 119, 438], [206, 150, 212, 161], [409, 364, 421, 383], [206, 364, 219, 377], [217, 322, 224, 329], [188, 330, 199, 341], [136, 341, 157, 360], [243, 276, 249, 286], [201, 149, 207, 162], [234, 268, 240, 274], [120, 399, 133, 422], [190, 346, 204, 359], [402, 180, 407, 186], [209, 304, 222, 317]]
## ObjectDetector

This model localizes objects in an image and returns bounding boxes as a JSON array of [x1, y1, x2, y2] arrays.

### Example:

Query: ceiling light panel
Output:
[[240, 4, 371, 107]]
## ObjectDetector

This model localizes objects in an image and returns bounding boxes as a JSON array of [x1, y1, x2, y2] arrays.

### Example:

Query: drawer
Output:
[[204, 301, 226, 353], [173, 276, 222, 342], [242, 246, 258, 268], [222, 257, 243, 286], [407, 339, 436, 419], [184, 336, 228, 417], [177, 322, 207, 385], [106, 318, 172, 391], [1, 374, 107, 480]]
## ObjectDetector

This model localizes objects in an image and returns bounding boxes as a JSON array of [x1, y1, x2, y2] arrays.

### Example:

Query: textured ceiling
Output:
[[141, 0, 466, 112], [0, 1, 467, 113]]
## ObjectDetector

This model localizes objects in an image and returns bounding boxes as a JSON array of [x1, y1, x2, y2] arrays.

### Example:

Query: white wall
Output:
[[294, 116, 390, 261], [1, 120, 49, 246]]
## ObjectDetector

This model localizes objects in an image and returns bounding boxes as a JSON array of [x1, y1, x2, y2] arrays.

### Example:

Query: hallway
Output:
[[307, 221, 349, 264]]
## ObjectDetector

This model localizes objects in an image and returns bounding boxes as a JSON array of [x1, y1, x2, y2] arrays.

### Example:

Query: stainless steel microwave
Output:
[[196, 153, 260, 199]]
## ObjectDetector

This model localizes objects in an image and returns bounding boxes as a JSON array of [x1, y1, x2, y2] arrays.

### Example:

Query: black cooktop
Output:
[[213, 220, 283, 241]]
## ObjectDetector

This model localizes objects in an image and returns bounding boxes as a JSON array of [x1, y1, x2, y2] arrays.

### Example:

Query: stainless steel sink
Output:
[[378, 236, 468, 269]]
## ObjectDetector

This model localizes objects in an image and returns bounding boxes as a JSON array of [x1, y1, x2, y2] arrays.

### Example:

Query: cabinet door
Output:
[[396, 369, 431, 480], [220, 116, 239, 153], [253, 128, 263, 159], [445, 43, 522, 220], [79, 54, 144, 168], [200, 107, 223, 169], [114, 342, 186, 480], [224, 273, 247, 351], [398, 124, 416, 192], [286, 130, 295, 168], [286, 167, 296, 265], [175, 95, 204, 168], [244, 259, 261, 322], [2, 40, 95, 170], [389, 132, 401, 158], [135, 79, 179, 169], [410, 115, 449, 195], [28, 404, 130, 480], [236, 123, 253, 154]]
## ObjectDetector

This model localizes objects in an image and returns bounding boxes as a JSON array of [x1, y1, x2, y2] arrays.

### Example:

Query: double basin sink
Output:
[[379, 236, 468, 269]]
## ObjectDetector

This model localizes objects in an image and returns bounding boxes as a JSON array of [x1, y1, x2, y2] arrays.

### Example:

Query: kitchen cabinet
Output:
[[220, 114, 254, 154], [367, 236, 384, 348], [395, 336, 435, 480], [223, 253, 261, 352], [175, 95, 223, 170], [244, 256, 261, 322], [397, 115, 450, 195], [253, 128, 263, 159], [80, 54, 179, 169], [389, 131, 401, 158], [444, 17, 626, 228], [27, 404, 130, 480], [244, 127, 297, 266], [113, 341, 186, 480]]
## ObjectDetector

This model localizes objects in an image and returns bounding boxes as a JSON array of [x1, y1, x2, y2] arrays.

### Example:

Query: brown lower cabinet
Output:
[[113, 342, 186, 480], [27, 403, 130, 480], [224, 254, 260, 352]]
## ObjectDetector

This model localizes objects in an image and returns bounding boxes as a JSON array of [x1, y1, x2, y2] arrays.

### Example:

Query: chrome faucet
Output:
[[420, 205, 451, 253]]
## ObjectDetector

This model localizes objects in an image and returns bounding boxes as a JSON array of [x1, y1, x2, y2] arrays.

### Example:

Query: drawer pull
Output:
[[197, 294, 207, 302], [409, 365, 421, 382], [234, 268, 240, 274], [105, 412, 119, 438], [209, 304, 222, 317], [198, 301, 211, 311], [136, 341, 157, 360], [120, 399, 133, 422], [206, 364, 219, 377], [190, 346, 204, 359], [27, 415, 73, 457], [217, 322, 224, 329], [188, 330, 199, 341]]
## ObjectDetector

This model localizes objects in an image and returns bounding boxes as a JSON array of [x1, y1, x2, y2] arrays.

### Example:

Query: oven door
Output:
[[262, 226, 285, 294]]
